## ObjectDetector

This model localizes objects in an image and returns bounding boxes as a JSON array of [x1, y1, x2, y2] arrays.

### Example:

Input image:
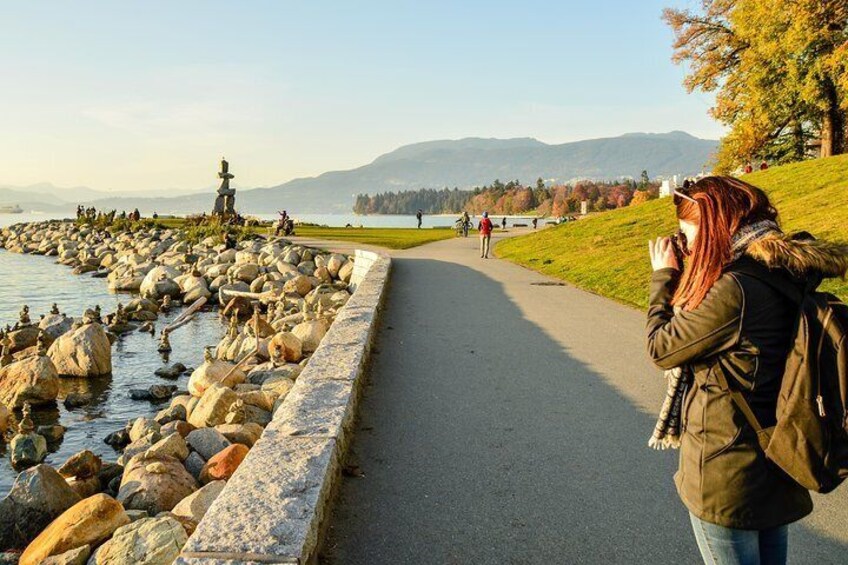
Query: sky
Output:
[[0, 0, 721, 193]]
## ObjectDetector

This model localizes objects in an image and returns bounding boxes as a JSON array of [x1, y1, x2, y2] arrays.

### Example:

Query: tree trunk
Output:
[[820, 81, 845, 158]]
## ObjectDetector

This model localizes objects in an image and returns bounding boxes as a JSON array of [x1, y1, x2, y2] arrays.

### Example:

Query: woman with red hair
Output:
[[646, 176, 847, 564]]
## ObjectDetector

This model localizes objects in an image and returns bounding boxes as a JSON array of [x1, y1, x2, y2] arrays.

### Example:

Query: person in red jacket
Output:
[[478, 211, 493, 258]]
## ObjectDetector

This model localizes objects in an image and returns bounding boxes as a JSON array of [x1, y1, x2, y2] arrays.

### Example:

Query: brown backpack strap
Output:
[[712, 368, 772, 452]]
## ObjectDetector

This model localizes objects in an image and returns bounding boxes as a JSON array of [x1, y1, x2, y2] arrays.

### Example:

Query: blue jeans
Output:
[[689, 513, 788, 565]]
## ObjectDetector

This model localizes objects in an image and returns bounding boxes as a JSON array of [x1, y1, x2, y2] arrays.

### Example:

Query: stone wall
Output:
[[176, 250, 391, 564]]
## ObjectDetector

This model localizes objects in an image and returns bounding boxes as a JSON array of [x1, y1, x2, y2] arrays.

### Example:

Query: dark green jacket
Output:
[[645, 234, 848, 529]]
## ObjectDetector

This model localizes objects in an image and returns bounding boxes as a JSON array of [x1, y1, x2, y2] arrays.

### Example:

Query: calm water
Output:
[[0, 248, 226, 494]]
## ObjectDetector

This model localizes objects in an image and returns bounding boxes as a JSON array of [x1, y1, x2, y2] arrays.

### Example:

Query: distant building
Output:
[[659, 174, 680, 199]]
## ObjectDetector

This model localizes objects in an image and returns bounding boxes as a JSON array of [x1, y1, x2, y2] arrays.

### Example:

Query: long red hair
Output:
[[673, 176, 778, 310]]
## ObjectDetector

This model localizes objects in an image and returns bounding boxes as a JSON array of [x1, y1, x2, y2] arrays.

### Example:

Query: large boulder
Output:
[[187, 384, 238, 428], [39, 314, 73, 341], [199, 443, 249, 483], [147, 432, 189, 461], [283, 274, 312, 297], [87, 516, 187, 565], [11, 433, 47, 467], [117, 453, 197, 515], [47, 323, 112, 377], [57, 450, 101, 480], [171, 480, 225, 524], [185, 428, 231, 460], [139, 266, 181, 300], [291, 319, 330, 353], [19, 494, 129, 565], [0, 355, 59, 408], [0, 464, 82, 551], [267, 332, 303, 364], [7, 326, 42, 354], [187, 358, 245, 397]]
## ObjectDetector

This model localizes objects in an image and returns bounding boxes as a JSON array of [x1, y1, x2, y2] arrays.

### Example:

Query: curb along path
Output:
[[322, 229, 848, 564]]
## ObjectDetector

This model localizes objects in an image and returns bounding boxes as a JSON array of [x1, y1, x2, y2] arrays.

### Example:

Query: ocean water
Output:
[[0, 248, 226, 494]]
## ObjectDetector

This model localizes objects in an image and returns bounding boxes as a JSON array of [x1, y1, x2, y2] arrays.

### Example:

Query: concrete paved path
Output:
[[320, 229, 848, 564]]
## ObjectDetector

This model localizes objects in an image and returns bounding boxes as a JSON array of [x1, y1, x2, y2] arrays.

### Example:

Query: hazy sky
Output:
[[0, 0, 721, 192]]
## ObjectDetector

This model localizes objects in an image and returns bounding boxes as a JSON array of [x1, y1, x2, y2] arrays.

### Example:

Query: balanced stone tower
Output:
[[213, 157, 236, 216]]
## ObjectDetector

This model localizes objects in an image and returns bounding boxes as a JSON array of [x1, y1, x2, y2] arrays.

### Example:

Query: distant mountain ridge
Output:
[[1, 131, 717, 214]]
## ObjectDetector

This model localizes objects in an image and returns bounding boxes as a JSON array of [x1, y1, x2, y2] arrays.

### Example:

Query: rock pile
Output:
[[0, 219, 357, 561]]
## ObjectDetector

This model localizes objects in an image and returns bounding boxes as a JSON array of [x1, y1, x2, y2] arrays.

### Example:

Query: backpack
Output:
[[720, 267, 848, 493]]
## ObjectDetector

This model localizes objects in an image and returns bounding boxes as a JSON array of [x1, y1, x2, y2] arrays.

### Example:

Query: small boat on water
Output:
[[0, 204, 23, 214]]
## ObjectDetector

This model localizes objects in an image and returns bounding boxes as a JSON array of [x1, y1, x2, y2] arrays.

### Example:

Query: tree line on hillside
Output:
[[664, 1, 848, 171], [353, 177, 661, 216]]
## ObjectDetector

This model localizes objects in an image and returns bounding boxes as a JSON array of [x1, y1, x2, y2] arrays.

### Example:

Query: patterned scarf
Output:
[[648, 219, 782, 450]]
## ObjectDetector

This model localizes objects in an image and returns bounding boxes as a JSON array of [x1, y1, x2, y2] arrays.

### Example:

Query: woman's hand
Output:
[[648, 237, 680, 272]]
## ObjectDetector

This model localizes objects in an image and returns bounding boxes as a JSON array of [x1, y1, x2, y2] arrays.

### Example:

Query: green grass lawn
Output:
[[151, 217, 453, 250], [290, 226, 454, 249], [496, 155, 848, 309]]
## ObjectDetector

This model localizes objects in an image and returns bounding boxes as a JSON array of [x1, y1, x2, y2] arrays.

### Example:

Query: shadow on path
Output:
[[321, 257, 848, 564]]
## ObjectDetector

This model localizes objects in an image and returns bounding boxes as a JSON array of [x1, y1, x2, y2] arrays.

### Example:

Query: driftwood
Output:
[[165, 296, 207, 331], [223, 344, 259, 382]]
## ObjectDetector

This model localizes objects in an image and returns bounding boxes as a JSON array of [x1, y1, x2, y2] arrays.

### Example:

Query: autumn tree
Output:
[[664, 0, 848, 169]]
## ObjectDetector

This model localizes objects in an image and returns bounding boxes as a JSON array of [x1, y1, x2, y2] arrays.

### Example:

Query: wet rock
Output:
[[199, 443, 249, 483], [88, 516, 187, 565], [96, 462, 123, 492], [187, 384, 238, 428], [185, 428, 231, 461], [291, 319, 330, 353], [19, 493, 129, 565], [154, 363, 186, 379], [117, 453, 197, 515], [171, 480, 225, 524], [37, 424, 66, 443], [0, 403, 8, 435], [131, 384, 176, 402], [0, 464, 81, 551], [47, 323, 112, 377], [57, 450, 101, 479], [104, 428, 130, 449], [63, 392, 92, 409], [11, 433, 47, 468], [0, 355, 59, 408]]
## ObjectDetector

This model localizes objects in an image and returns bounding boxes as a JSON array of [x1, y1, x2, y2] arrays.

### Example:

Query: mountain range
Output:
[[0, 131, 717, 215]]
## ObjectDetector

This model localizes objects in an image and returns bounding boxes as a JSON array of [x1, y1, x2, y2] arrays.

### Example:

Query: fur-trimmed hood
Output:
[[745, 232, 848, 279]]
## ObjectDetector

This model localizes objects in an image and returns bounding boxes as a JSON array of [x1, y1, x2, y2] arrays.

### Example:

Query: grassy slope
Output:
[[496, 155, 848, 308]]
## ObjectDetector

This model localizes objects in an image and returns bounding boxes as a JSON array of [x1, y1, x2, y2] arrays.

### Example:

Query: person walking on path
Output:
[[478, 211, 493, 258], [416, 210, 423, 229], [501, 216, 507, 230], [645, 176, 848, 564], [532, 217, 538, 229]]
